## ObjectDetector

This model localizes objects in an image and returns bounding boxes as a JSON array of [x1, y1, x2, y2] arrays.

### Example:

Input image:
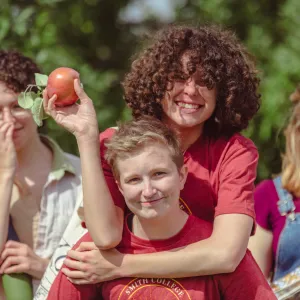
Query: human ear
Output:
[[116, 179, 124, 196], [179, 164, 188, 190]]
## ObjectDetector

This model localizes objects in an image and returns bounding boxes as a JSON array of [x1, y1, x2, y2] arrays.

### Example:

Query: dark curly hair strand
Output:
[[0, 50, 40, 93]]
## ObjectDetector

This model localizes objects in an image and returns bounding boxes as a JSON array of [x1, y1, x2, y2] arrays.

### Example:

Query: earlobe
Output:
[[116, 180, 124, 195], [179, 165, 188, 190]]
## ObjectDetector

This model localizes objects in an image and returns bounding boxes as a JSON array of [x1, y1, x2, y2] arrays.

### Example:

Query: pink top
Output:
[[254, 179, 300, 257]]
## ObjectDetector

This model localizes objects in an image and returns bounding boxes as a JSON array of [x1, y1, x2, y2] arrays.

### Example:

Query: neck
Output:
[[163, 119, 203, 151], [132, 206, 189, 241], [16, 135, 52, 171], [177, 127, 202, 152]]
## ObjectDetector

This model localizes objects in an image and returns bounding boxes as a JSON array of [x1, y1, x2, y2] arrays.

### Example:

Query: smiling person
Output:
[[42, 24, 260, 289], [0, 50, 82, 298], [48, 117, 276, 300]]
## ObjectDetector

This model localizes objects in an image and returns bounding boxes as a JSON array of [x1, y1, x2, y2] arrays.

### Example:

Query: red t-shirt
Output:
[[101, 128, 258, 225], [48, 215, 275, 300], [254, 179, 300, 259]]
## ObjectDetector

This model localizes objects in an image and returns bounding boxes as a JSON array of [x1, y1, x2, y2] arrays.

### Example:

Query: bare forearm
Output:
[[77, 138, 122, 249], [121, 237, 242, 278], [0, 173, 14, 251]]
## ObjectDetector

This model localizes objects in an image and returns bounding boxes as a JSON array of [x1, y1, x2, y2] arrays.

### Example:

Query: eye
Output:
[[126, 177, 140, 184], [12, 103, 23, 110], [153, 171, 166, 178]]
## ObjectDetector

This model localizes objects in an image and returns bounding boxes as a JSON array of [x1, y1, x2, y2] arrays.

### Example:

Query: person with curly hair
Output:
[[248, 85, 300, 298], [0, 50, 83, 298], [41, 24, 260, 293]]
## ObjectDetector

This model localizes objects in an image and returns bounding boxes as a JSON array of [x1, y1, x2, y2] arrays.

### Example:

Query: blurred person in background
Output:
[[249, 85, 300, 298], [0, 50, 82, 298], [41, 23, 261, 289]]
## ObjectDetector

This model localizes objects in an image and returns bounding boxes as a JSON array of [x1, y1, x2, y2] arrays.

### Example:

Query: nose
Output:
[[142, 180, 157, 198], [0, 107, 16, 122], [184, 78, 198, 96], [4, 107, 16, 122]]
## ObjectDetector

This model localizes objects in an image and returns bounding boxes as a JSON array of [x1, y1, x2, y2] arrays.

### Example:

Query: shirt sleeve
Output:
[[253, 180, 274, 231], [99, 129, 125, 211], [214, 135, 258, 224], [216, 251, 277, 300]]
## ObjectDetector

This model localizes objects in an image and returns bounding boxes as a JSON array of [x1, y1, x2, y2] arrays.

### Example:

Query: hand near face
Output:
[[0, 114, 17, 175], [61, 242, 123, 284], [0, 240, 49, 280], [43, 79, 99, 143]]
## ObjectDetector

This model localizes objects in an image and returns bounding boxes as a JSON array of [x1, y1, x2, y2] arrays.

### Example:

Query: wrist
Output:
[[35, 257, 49, 279], [0, 171, 15, 182], [118, 254, 135, 278], [76, 134, 99, 147]]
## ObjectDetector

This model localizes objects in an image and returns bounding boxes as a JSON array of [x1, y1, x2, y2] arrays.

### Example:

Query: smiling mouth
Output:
[[140, 198, 164, 206], [175, 101, 202, 109]]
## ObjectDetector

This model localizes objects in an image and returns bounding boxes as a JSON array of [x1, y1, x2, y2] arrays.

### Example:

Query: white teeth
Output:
[[177, 102, 200, 109]]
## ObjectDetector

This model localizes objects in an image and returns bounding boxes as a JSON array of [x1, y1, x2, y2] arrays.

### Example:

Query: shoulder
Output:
[[63, 153, 82, 175], [254, 179, 278, 203], [207, 133, 258, 168], [99, 127, 118, 142], [219, 133, 257, 157]]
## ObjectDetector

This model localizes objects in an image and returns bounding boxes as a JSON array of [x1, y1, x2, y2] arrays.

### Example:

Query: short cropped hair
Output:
[[105, 116, 184, 179]]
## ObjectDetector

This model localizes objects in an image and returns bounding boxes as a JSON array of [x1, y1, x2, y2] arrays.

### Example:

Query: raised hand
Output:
[[0, 111, 17, 175], [43, 79, 99, 143]]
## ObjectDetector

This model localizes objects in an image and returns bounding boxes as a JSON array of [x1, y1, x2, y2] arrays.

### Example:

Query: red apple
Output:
[[47, 67, 80, 107]]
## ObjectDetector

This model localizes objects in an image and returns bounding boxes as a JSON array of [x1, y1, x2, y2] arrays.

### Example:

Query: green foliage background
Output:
[[1, 0, 300, 182]]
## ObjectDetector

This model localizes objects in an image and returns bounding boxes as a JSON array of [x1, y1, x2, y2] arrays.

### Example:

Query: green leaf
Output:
[[31, 97, 48, 126], [18, 92, 34, 109], [35, 73, 48, 87]]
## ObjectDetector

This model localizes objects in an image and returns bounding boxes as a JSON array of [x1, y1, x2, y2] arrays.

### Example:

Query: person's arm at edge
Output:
[[116, 213, 252, 278], [43, 82, 124, 250], [76, 136, 124, 250], [0, 172, 14, 253], [248, 224, 273, 277]]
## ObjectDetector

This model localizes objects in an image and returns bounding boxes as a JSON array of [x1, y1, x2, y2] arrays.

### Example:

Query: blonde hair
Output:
[[105, 116, 183, 179], [282, 85, 300, 197]]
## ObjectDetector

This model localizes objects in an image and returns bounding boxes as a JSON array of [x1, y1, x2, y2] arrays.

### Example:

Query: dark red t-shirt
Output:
[[48, 215, 275, 300], [101, 128, 258, 225], [254, 179, 300, 258]]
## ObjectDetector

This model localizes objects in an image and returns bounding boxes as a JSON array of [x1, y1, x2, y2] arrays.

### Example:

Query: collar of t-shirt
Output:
[[40, 135, 76, 182]]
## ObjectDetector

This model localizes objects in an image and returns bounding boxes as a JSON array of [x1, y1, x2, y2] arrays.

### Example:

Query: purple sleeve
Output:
[[254, 180, 276, 231]]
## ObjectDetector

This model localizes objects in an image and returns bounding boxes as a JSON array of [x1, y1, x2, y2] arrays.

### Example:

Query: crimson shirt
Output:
[[101, 128, 258, 225], [48, 215, 275, 300]]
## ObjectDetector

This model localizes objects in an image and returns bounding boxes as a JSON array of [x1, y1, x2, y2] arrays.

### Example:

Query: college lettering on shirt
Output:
[[116, 278, 192, 299]]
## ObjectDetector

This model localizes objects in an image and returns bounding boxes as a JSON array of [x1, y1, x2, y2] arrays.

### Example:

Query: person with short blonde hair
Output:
[[48, 117, 276, 300]]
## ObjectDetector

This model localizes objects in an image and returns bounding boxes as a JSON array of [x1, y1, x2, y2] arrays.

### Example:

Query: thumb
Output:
[[74, 79, 90, 104]]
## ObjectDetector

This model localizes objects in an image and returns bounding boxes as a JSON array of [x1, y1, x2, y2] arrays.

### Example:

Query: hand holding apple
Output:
[[43, 79, 99, 142], [47, 67, 80, 107]]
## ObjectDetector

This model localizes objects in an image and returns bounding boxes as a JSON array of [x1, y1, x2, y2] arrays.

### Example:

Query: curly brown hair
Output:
[[123, 24, 260, 137], [0, 50, 40, 93]]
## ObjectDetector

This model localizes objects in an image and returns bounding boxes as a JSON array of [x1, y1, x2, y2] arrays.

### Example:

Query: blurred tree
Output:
[[1, 0, 299, 181], [0, 0, 135, 153]]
